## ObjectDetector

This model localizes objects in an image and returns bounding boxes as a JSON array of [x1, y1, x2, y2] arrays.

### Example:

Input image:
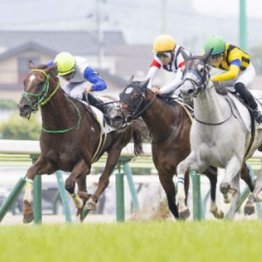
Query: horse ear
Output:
[[128, 75, 135, 84], [203, 48, 213, 63], [45, 63, 58, 75], [141, 78, 150, 91], [181, 48, 191, 62]]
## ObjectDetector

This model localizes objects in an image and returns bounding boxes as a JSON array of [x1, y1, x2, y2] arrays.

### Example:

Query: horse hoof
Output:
[[220, 183, 230, 194], [84, 200, 97, 211], [210, 207, 224, 219], [244, 204, 255, 215], [179, 208, 190, 220], [23, 212, 34, 223], [214, 210, 224, 219]]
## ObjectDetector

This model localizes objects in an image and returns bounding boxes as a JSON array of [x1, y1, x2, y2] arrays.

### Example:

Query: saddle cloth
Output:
[[90, 106, 115, 134], [80, 96, 116, 135]]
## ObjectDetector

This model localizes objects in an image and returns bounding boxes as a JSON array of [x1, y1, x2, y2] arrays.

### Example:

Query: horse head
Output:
[[180, 51, 212, 102], [118, 77, 150, 123], [19, 62, 58, 119]]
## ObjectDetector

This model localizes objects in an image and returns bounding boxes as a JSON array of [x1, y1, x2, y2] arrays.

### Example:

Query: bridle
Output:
[[22, 68, 81, 133], [22, 69, 60, 113], [182, 58, 234, 126], [182, 58, 210, 98], [120, 83, 156, 123]]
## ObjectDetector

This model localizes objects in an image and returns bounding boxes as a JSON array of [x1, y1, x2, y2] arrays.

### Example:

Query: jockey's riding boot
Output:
[[84, 92, 109, 116], [234, 82, 262, 124], [84, 93, 123, 128]]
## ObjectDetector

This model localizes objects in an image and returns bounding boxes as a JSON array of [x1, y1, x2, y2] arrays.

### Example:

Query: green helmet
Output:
[[54, 52, 76, 75], [204, 35, 225, 55]]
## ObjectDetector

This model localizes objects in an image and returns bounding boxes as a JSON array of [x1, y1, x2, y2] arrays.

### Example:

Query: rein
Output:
[[194, 92, 236, 126], [23, 68, 81, 134], [133, 93, 157, 119], [125, 90, 157, 122]]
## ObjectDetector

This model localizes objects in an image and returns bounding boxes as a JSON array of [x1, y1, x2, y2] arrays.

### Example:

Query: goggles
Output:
[[63, 70, 76, 80], [156, 52, 172, 59]]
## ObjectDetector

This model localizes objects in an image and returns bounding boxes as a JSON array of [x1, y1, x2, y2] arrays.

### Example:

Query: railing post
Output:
[[115, 162, 125, 222], [30, 154, 42, 224], [123, 162, 140, 212], [55, 170, 72, 223], [33, 175, 42, 224], [190, 171, 203, 220], [0, 177, 26, 222]]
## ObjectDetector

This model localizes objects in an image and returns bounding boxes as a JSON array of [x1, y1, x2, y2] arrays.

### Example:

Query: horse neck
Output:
[[142, 92, 183, 140], [41, 87, 78, 128], [194, 82, 230, 123]]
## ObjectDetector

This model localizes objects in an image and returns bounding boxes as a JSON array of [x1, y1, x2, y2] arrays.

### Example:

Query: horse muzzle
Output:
[[19, 104, 32, 118]]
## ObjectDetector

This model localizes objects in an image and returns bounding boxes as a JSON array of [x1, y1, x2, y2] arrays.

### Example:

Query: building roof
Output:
[[0, 41, 57, 61], [0, 30, 126, 56]]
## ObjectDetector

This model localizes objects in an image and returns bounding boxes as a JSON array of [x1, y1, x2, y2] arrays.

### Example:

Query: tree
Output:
[[0, 113, 41, 140]]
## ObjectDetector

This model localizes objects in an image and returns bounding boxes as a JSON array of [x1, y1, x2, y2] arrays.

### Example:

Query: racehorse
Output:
[[18, 63, 145, 223], [116, 77, 254, 219], [177, 52, 262, 219]]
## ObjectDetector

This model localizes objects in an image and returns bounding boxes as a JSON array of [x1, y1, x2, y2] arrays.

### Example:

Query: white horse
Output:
[[176, 53, 262, 219]]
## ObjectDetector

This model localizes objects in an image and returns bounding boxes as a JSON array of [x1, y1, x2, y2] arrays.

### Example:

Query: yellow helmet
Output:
[[54, 52, 76, 75], [153, 34, 176, 52]]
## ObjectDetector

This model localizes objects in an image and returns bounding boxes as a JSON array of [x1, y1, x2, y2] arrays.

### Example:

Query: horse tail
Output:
[[132, 119, 149, 156]]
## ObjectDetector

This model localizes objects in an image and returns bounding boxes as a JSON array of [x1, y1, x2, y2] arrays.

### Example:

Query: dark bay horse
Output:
[[116, 78, 254, 219], [18, 63, 145, 223]]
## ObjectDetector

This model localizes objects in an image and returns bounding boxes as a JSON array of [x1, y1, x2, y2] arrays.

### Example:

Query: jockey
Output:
[[146, 34, 191, 97], [50, 51, 112, 121], [204, 35, 262, 124]]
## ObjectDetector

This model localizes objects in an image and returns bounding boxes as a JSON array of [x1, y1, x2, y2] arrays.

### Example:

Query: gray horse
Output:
[[176, 53, 262, 219]]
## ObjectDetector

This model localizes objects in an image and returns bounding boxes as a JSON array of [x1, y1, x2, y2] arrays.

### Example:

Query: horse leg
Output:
[[220, 156, 241, 201], [76, 174, 90, 201], [203, 166, 224, 219], [65, 159, 89, 211], [75, 173, 91, 217], [244, 170, 262, 215], [226, 174, 240, 220], [240, 163, 255, 192], [158, 171, 179, 219], [176, 152, 204, 220], [84, 148, 121, 211], [23, 156, 55, 223]]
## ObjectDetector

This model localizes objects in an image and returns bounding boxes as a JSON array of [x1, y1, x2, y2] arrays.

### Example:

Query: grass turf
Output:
[[0, 220, 261, 262]]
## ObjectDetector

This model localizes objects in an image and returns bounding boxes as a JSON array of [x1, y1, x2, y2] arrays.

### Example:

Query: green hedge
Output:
[[0, 113, 41, 140]]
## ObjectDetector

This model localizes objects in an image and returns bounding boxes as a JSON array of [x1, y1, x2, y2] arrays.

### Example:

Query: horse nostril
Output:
[[188, 89, 194, 94], [19, 104, 31, 118]]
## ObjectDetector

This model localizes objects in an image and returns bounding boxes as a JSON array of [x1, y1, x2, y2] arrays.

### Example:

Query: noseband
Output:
[[22, 68, 81, 133]]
